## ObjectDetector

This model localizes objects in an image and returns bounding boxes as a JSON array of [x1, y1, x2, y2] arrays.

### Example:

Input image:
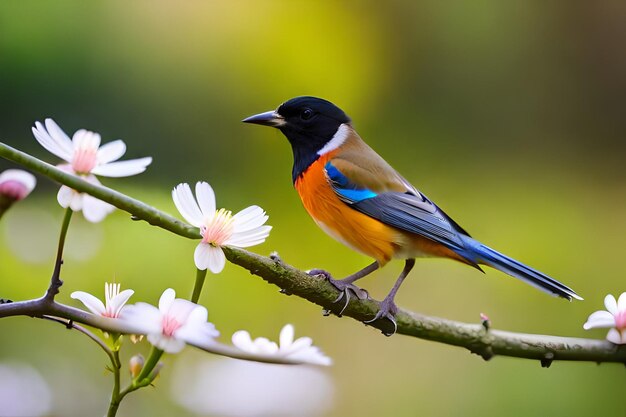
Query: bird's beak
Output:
[[242, 110, 285, 128]]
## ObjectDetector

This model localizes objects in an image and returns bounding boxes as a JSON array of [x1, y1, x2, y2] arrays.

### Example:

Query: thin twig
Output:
[[44, 208, 73, 301]]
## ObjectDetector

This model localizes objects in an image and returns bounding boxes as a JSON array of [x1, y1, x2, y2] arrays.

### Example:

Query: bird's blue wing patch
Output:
[[324, 161, 467, 252], [352, 193, 466, 250], [325, 162, 377, 202]]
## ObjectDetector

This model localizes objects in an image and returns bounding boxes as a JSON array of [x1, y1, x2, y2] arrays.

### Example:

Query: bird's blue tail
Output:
[[460, 236, 582, 301]]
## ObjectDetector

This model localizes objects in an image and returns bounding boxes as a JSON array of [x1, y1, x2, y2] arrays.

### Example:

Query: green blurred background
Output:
[[1, 1, 625, 416]]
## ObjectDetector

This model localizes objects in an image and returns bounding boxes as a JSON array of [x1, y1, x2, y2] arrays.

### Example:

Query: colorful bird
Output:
[[243, 96, 581, 334]]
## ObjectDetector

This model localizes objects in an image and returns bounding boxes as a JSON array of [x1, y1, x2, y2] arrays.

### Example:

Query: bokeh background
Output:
[[1, 1, 625, 416]]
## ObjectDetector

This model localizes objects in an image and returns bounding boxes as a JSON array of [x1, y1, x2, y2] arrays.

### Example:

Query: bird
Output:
[[242, 96, 581, 334]]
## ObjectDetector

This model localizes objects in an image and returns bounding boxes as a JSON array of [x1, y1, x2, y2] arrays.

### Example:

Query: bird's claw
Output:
[[308, 269, 369, 317], [364, 298, 398, 336], [332, 285, 369, 316]]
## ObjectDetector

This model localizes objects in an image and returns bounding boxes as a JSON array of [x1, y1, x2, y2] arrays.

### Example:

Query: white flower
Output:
[[583, 292, 626, 344], [120, 288, 219, 354], [0, 169, 36, 201], [71, 282, 134, 318], [172, 182, 271, 273], [32, 118, 152, 222], [232, 324, 332, 366]]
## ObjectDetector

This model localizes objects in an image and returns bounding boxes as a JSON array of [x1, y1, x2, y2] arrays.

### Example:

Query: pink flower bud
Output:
[[0, 170, 36, 201]]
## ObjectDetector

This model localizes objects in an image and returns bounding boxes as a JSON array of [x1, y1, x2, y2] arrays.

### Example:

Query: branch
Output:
[[1, 142, 625, 365], [0, 297, 306, 365]]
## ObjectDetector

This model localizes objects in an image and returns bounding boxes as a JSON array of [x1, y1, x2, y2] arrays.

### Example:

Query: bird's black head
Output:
[[243, 96, 351, 182]]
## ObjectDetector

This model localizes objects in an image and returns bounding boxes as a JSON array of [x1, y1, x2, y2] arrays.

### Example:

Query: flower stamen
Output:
[[201, 208, 235, 246]]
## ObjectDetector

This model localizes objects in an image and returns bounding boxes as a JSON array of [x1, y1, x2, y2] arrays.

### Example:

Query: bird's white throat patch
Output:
[[317, 124, 349, 156]]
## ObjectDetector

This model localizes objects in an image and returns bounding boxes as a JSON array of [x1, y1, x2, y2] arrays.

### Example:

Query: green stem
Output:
[[45, 208, 73, 300], [191, 268, 208, 303], [107, 350, 122, 417], [134, 346, 163, 384], [108, 345, 164, 416]]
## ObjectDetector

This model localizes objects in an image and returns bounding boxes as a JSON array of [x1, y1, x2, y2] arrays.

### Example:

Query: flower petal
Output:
[[97, 140, 127, 164], [167, 298, 198, 324], [617, 293, 626, 312], [91, 157, 152, 177], [56, 186, 72, 209], [206, 246, 226, 274], [110, 289, 134, 317], [72, 129, 101, 149], [194, 243, 212, 271], [232, 206, 269, 232], [177, 321, 219, 348], [606, 328, 625, 344], [159, 288, 176, 312], [232, 330, 255, 352], [119, 302, 163, 334], [0, 169, 37, 198], [290, 347, 333, 366], [148, 333, 186, 354], [252, 337, 279, 354], [172, 183, 204, 227], [57, 186, 83, 211], [288, 337, 313, 353], [70, 291, 106, 315], [227, 226, 272, 247], [195, 182, 216, 218], [31, 119, 74, 162], [44, 119, 73, 148], [279, 324, 294, 348], [583, 310, 616, 329], [185, 304, 209, 325], [82, 194, 115, 223], [604, 294, 618, 315]]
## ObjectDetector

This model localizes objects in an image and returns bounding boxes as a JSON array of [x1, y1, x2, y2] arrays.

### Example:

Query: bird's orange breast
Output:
[[295, 152, 401, 264]]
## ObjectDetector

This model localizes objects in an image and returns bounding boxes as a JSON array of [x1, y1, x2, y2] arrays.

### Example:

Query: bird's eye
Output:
[[300, 108, 314, 120]]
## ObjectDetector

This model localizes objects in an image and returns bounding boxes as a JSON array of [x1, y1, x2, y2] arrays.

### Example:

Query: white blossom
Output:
[[583, 292, 626, 344], [32, 118, 152, 222], [120, 288, 219, 354], [172, 182, 271, 273], [232, 324, 331, 366], [71, 282, 134, 318]]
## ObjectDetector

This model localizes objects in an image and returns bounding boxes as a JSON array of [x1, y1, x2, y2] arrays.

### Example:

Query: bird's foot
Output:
[[308, 269, 369, 316], [364, 297, 398, 336]]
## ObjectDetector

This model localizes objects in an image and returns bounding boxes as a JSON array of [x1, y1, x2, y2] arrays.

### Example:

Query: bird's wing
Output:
[[324, 158, 467, 251]]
